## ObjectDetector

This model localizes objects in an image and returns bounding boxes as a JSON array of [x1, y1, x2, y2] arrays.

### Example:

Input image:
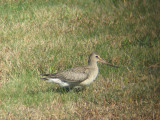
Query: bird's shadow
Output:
[[49, 86, 85, 93], [27, 86, 84, 96]]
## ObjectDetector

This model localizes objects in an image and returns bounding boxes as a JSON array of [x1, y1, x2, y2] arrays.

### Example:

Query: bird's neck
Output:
[[88, 61, 98, 68]]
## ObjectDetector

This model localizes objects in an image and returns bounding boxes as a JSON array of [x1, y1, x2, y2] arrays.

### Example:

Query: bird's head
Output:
[[89, 53, 118, 68]]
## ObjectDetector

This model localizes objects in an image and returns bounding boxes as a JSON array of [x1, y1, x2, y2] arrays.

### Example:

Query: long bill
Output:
[[99, 58, 119, 68]]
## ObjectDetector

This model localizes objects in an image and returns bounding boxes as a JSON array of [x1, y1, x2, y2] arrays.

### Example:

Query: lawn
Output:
[[0, 0, 159, 119]]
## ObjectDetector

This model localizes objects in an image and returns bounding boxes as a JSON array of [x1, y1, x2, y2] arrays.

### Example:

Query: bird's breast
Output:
[[80, 68, 99, 86]]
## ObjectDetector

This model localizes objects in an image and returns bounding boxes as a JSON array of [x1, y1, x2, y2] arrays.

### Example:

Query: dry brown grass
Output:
[[0, 0, 159, 119]]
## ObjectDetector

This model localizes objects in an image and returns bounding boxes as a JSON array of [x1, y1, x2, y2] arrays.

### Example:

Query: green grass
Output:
[[0, 0, 159, 119]]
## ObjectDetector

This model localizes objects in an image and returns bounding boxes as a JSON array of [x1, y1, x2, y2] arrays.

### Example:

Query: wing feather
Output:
[[57, 66, 89, 82], [43, 66, 89, 82]]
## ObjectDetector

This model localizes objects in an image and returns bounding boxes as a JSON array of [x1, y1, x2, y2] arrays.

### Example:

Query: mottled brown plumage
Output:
[[42, 53, 118, 88]]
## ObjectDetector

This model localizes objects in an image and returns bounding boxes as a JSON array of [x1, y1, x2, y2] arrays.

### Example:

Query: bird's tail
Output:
[[41, 74, 70, 87]]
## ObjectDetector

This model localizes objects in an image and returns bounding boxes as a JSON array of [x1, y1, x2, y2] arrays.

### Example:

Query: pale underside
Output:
[[42, 66, 99, 87]]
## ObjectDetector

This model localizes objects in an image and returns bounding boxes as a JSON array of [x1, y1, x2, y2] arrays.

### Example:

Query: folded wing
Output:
[[42, 66, 89, 83]]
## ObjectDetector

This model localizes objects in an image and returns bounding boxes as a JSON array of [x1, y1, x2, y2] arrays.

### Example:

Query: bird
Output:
[[42, 53, 118, 88]]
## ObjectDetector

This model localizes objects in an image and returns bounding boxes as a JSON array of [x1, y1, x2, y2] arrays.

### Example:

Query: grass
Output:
[[0, 0, 159, 119]]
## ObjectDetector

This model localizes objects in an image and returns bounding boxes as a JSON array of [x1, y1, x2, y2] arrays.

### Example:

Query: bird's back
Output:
[[42, 66, 90, 83]]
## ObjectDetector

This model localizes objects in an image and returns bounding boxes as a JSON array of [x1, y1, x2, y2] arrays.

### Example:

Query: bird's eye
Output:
[[95, 55, 99, 58]]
